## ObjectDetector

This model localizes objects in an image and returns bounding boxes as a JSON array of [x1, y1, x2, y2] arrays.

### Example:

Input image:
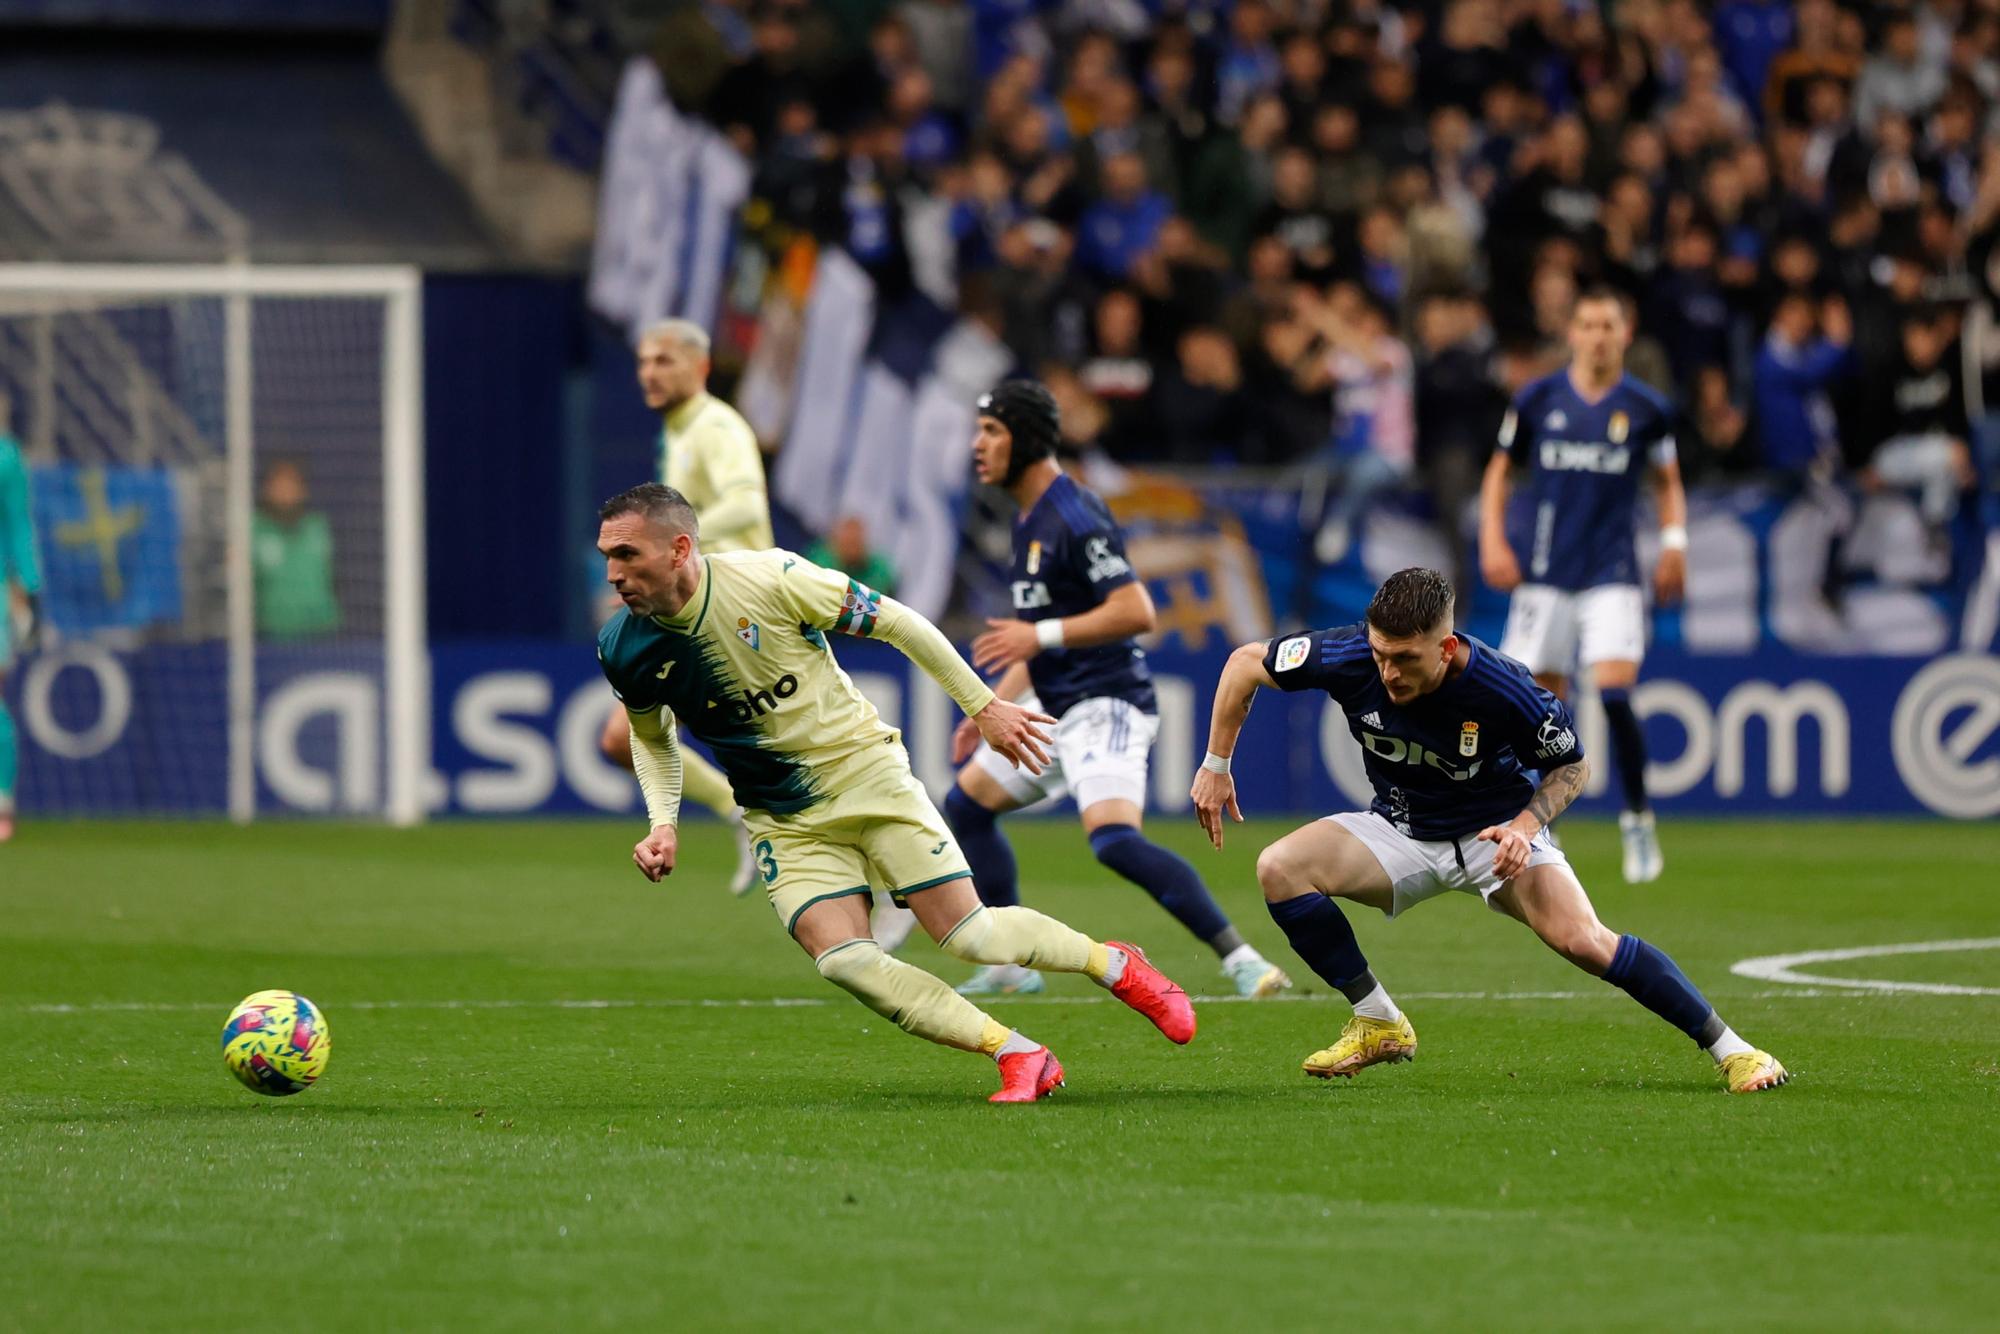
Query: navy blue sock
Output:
[[1088, 823, 1237, 951], [1600, 688, 1650, 814], [1266, 893, 1378, 1003], [1603, 935, 1725, 1047], [943, 786, 1019, 909]]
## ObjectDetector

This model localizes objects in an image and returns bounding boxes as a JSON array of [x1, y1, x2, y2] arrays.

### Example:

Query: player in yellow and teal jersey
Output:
[[594, 482, 1198, 1102], [0, 392, 43, 844], [599, 319, 772, 895]]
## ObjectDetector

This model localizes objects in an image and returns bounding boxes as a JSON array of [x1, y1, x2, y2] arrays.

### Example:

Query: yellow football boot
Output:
[[1303, 1014, 1417, 1079], [1720, 1049, 1789, 1093]]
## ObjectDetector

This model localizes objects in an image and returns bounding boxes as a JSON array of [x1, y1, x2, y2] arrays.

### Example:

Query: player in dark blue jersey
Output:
[[1191, 568, 1788, 1094], [1478, 288, 1687, 885], [945, 379, 1290, 999]]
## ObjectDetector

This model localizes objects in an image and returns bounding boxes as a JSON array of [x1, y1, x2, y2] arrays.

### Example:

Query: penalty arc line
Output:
[[1730, 937, 2000, 997]]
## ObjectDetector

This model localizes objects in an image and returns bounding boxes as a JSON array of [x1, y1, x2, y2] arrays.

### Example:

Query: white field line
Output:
[[6, 987, 1922, 1016], [1730, 937, 2000, 997]]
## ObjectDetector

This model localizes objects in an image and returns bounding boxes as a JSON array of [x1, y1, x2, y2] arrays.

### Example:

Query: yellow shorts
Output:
[[744, 751, 971, 935]]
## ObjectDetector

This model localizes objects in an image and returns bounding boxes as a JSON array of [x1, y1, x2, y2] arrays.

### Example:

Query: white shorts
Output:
[[1328, 810, 1571, 918], [971, 693, 1156, 813], [1498, 583, 1645, 675]]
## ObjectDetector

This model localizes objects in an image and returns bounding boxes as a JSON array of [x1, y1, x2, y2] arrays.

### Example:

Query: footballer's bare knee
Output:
[[791, 893, 876, 958], [1545, 921, 1619, 974], [1591, 659, 1639, 691], [1261, 821, 1394, 910], [1256, 841, 1313, 903], [908, 875, 985, 945], [1529, 906, 1618, 973], [952, 763, 1016, 814], [1495, 865, 1616, 972]]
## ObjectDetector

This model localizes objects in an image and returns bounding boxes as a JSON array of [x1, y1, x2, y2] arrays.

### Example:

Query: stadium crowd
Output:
[[654, 0, 2000, 563]]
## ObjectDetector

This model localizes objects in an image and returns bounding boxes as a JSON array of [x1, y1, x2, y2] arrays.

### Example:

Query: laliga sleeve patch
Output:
[[1274, 635, 1311, 673]]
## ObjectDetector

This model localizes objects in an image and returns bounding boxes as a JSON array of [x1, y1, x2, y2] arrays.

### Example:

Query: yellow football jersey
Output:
[[598, 550, 908, 814], [659, 392, 773, 553]]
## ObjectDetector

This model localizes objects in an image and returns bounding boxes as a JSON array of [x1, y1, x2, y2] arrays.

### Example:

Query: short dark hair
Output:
[[599, 482, 700, 537], [1366, 568, 1455, 638], [1575, 284, 1632, 320]]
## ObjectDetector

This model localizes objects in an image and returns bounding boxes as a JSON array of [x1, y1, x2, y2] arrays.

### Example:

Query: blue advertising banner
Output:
[[422, 639, 2000, 822], [10, 642, 384, 816], [11, 637, 1996, 820]]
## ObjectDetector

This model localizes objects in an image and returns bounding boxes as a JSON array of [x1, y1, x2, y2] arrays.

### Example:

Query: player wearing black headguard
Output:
[[945, 380, 1290, 999]]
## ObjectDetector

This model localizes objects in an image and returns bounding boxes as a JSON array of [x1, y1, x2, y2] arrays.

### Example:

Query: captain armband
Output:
[[832, 578, 883, 638]]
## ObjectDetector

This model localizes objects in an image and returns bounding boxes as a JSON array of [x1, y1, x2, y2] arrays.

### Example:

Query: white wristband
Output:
[[1035, 618, 1065, 650], [1201, 751, 1232, 775], [1660, 524, 1688, 552]]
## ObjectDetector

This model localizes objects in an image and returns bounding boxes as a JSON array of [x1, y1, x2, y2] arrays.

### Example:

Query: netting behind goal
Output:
[[0, 266, 425, 823]]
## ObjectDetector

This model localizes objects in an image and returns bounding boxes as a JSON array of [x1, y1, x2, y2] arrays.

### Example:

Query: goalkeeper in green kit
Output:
[[0, 392, 42, 843]]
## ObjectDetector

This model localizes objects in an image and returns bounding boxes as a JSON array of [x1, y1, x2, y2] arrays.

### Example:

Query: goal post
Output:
[[0, 264, 428, 825]]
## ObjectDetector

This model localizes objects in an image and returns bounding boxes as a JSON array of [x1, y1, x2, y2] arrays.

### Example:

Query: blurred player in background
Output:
[[1192, 568, 1786, 1094], [946, 380, 1290, 999], [595, 483, 1196, 1103], [600, 319, 771, 895], [0, 391, 42, 844], [1478, 289, 1686, 884]]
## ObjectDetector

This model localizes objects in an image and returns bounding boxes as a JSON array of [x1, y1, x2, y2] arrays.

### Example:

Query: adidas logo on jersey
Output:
[[1362, 711, 1383, 728]]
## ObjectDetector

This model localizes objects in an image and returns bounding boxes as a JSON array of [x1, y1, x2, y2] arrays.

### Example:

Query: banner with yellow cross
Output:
[[32, 465, 183, 632]]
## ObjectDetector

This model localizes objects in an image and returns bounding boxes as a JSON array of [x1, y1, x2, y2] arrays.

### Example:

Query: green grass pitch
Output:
[[3, 817, 1997, 1331]]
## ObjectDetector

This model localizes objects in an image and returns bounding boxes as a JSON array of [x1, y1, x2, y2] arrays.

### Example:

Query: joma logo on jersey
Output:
[[1359, 732, 1484, 781], [1012, 580, 1052, 610], [1538, 440, 1632, 474], [708, 673, 801, 721]]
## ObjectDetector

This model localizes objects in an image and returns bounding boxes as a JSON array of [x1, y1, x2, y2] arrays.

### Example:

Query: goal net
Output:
[[0, 265, 426, 824]]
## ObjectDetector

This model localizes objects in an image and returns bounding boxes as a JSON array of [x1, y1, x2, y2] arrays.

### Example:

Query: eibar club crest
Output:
[[736, 617, 760, 651], [1459, 721, 1480, 757], [1608, 410, 1629, 444]]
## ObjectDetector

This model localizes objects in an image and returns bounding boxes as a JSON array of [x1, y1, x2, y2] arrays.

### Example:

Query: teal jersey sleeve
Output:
[[0, 438, 41, 595], [596, 611, 664, 714]]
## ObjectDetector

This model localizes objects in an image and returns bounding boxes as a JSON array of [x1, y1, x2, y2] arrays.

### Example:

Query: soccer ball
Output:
[[221, 990, 331, 1096]]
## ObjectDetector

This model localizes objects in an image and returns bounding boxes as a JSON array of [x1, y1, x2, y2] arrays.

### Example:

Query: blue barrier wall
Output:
[[423, 639, 2000, 821], [13, 637, 1995, 820], [422, 274, 580, 640]]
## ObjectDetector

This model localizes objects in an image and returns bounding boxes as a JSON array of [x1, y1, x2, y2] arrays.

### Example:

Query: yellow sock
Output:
[[977, 1019, 1010, 1056], [1084, 941, 1113, 982], [938, 905, 1096, 974], [678, 746, 736, 818], [814, 938, 998, 1053]]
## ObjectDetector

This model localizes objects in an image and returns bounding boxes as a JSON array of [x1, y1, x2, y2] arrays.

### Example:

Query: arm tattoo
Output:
[[1523, 760, 1588, 829]]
